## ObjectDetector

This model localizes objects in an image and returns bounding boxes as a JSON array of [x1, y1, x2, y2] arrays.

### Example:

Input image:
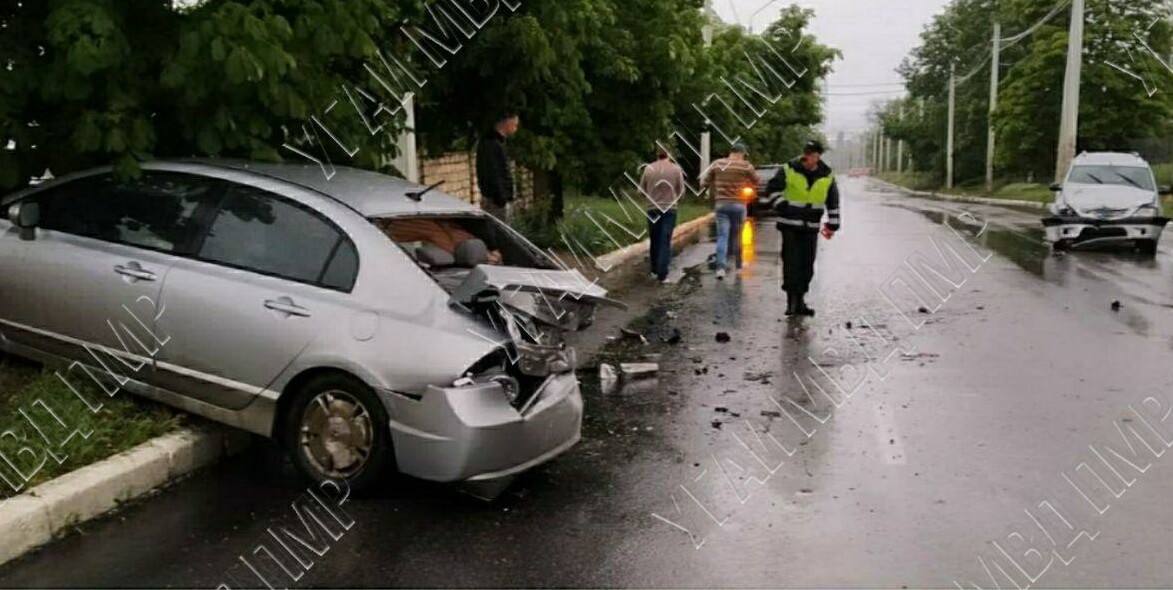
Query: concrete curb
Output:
[[0, 424, 250, 566], [595, 212, 715, 272], [875, 179, 1049, 210]]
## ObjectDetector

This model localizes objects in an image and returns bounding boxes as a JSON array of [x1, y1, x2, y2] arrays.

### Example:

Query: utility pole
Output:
[[897, 104, 905, 174], [875, 131, 881, 170], [392, 93, 419, 183], [1055, 0, 1085, 183], [700, 0, 713, 177], [947, 63, 956, 190], [986, 22, 1001, 193]]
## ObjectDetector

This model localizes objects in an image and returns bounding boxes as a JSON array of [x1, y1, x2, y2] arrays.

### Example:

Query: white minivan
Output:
[[1043, 152, 1169, 256]]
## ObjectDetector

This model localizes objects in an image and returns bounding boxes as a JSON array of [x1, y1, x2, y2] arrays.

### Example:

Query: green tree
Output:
[[1, 0, 424, 189]]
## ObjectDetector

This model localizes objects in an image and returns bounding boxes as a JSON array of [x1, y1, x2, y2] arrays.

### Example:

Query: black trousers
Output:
[[780, 227, 819, 295]]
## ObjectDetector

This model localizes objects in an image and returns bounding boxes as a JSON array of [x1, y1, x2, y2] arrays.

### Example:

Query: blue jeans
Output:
[[714, 202, 747, 270], [648, 208, 678, 280]]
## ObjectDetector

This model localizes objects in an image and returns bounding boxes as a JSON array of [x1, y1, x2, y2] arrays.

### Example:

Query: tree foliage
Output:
[[2, 0, 839, 195]]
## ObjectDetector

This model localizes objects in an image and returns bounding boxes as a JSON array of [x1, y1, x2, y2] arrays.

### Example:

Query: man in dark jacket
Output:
[[765, 140, 841, 317], [476, 112, 519, 220]]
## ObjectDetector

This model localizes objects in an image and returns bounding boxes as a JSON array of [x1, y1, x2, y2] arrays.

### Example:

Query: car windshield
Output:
[[1067, 165, 1155, 191]]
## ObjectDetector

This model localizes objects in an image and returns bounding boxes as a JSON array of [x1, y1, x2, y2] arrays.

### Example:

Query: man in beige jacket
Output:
[[639, 146, 686, 283]]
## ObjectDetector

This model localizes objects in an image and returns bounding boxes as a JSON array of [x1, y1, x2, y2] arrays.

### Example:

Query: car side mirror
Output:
[[1049, 182, 1062, 192], [8, 201, 39, 241]]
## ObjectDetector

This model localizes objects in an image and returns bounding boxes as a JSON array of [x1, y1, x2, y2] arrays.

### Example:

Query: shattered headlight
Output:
[[488, 374, 521, 404]]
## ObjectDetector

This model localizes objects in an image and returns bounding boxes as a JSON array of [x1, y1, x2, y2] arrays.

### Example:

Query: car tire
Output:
[[1053, 239, 1072, 252], [1138, 240, 1159, 257], [282, 372, 393, 492]]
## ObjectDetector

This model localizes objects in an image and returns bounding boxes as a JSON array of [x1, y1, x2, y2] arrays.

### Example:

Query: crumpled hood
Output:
[[1063, 184, 1156, 220], [450, 265, 623, 331]]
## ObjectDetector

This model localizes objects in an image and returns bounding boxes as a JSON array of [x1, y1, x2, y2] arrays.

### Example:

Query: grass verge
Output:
[[0, 356, 182, 498], [513, 194, 711, 256], [879, 173, 1054, 205]]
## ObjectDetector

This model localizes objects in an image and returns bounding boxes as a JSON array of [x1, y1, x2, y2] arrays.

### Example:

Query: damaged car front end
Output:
[[1044, 153, 1170, 255], [382, 244, 620, 497], [1042, 205, 1168, 251]]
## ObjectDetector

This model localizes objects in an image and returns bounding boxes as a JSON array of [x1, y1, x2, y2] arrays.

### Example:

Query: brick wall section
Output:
[[418, 152, 537, 210]]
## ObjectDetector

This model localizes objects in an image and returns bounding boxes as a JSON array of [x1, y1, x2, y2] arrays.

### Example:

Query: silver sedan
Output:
[[0, 160, 609, 494]]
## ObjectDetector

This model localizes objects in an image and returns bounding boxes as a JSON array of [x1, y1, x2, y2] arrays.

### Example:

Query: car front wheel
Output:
[[283, 373, 393, 491], [1138, 240, 1158, 257]]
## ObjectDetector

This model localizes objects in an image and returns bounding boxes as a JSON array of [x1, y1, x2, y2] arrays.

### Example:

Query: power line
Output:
[[954, 0, 1072, 87], [824, 89, 907, 97], [826, 82, 905, 89]]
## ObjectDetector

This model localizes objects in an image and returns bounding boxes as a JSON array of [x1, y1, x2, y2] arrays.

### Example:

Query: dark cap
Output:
[[803, 140, 825, 154], [730, 141, 748, 154]]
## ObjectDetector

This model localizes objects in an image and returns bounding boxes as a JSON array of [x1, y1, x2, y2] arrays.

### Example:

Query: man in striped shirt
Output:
[[701, 142, 759, 280]]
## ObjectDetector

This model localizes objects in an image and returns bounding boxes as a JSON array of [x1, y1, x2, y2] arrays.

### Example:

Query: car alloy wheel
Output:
[[284, 373, 392, 491], [299, 389, 374, 478]]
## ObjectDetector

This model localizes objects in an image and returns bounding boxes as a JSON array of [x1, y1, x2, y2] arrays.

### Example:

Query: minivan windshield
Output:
[[1067, 165, 1155, 191]]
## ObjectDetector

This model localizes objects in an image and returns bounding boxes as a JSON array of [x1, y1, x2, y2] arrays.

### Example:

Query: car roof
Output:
[[1072, 152, 1150, 167], [182, 159, 479, 217]]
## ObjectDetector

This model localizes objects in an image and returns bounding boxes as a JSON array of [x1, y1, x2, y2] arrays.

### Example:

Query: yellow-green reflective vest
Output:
[[784, 167, 835, 206]]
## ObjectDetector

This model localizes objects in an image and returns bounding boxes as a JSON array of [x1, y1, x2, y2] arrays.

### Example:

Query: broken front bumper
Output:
[[1041, 215, 1169, 245], [382, 372, 583, 483]]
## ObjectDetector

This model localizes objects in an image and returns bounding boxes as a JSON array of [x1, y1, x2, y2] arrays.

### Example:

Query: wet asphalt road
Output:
[[3, 178, 1173, 588]]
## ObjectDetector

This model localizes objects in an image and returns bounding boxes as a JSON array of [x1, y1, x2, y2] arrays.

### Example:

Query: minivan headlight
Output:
[[1136, 205, 1160, 218]]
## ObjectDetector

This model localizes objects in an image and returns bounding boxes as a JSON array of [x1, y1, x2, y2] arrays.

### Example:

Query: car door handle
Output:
[[114, 264, 157, 281], [264, 298, 312, 318]]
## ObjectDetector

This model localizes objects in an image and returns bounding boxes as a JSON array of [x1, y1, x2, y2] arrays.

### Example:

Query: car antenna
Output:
[[405, 180, 445, 202]]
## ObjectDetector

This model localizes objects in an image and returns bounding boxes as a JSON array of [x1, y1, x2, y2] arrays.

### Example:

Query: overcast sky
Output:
[[717, 0, 951, 140]]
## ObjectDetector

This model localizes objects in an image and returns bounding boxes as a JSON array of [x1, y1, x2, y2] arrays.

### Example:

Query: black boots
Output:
[[786, 293, 815, 317], [796, 295, 816, 317]]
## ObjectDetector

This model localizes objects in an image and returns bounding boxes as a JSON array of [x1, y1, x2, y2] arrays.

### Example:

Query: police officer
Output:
[[765, 140, 841, 317]]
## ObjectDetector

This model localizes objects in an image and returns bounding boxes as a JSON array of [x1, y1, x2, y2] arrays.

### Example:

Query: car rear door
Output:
[[0, 173, 221, 377], [153, 182, 360, 410]]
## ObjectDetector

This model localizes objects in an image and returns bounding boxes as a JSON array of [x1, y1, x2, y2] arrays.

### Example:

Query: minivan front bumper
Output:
[[1042, 215, 1169, 245], [382, 372, 583, 483]]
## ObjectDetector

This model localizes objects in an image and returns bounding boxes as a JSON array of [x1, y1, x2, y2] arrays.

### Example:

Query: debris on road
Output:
[[662, 328, 683, 345], [917, 306, 931, 314], [714, 406, 729, 413], [599, 364, 618, 393], [1111, 300, 1122, 312], [900, 352, 940, 361], [711, 421, 723, 429], [621, 327, 649, 345], [620, 363, 659, 378], [845, 321, 853, 330], [761, 410, 782, 418], [715, 331, 731, 343], [744, 371, 773, 384]]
